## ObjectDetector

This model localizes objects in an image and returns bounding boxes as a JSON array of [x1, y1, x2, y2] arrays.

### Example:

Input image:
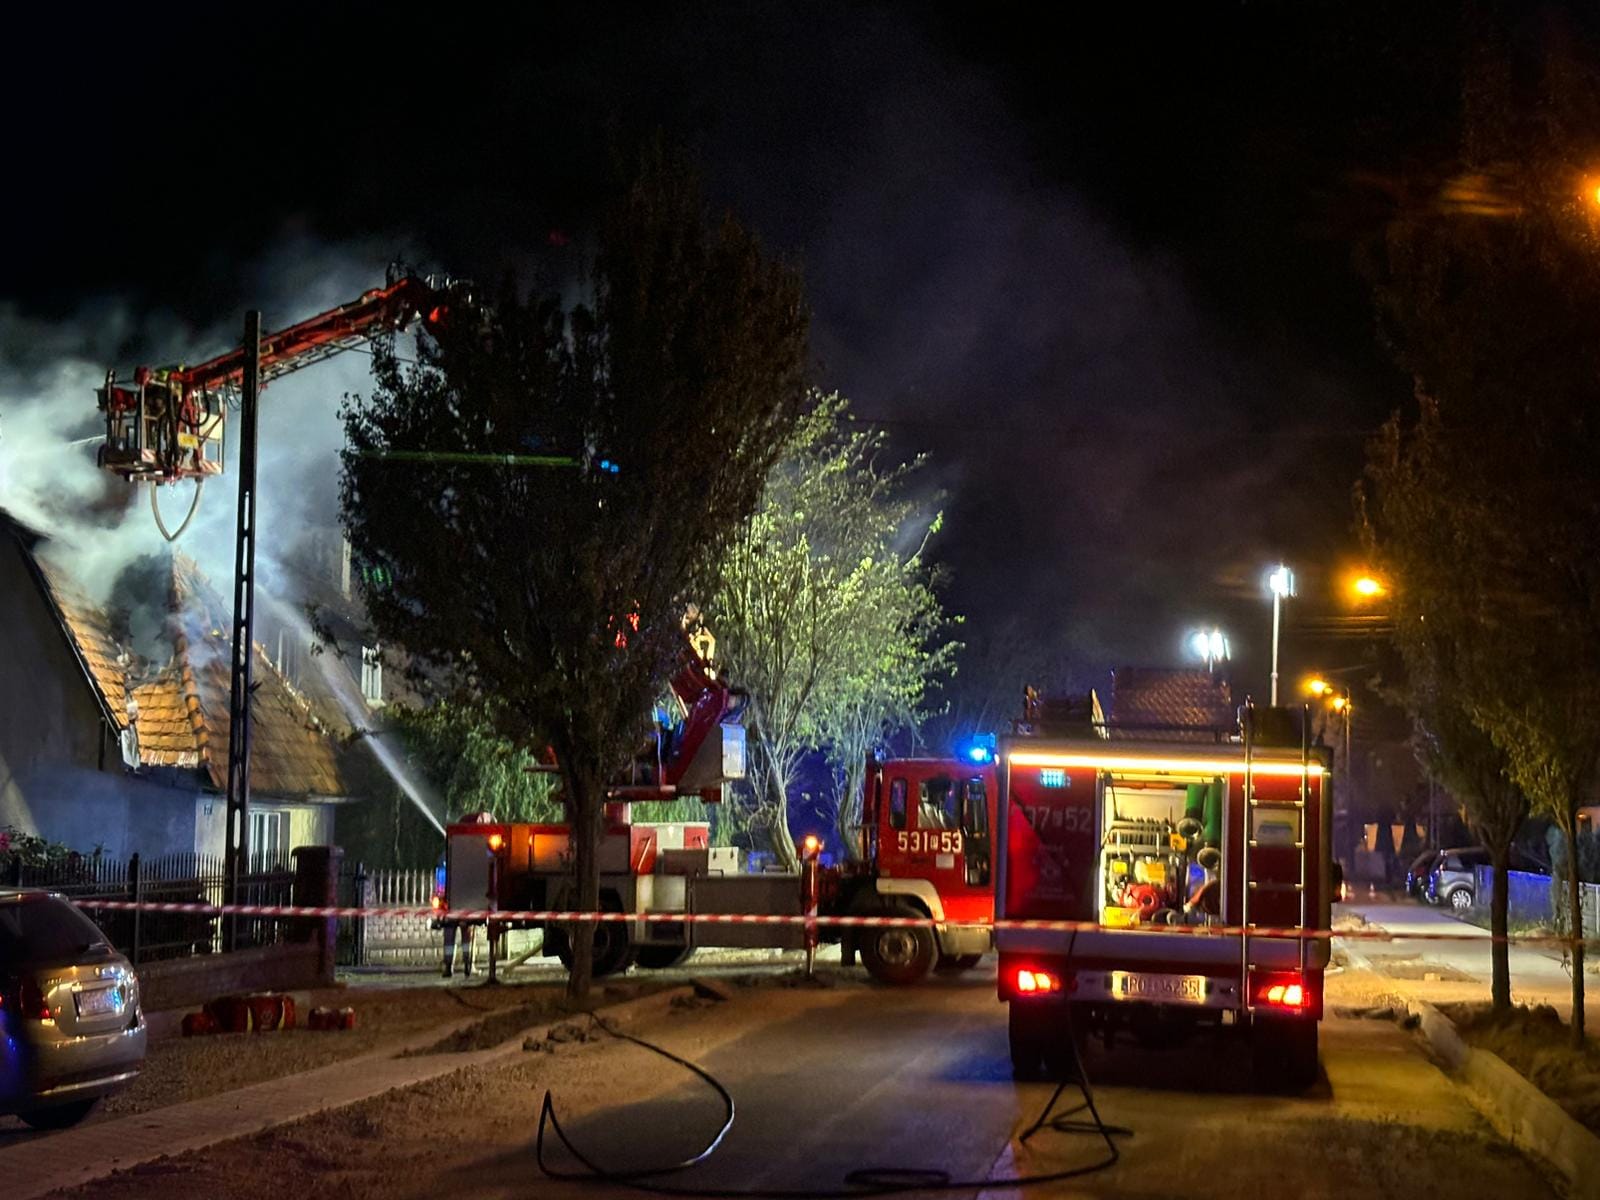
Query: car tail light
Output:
[[1, 975, 52, 1022], [1014, 967, 1062, 994]]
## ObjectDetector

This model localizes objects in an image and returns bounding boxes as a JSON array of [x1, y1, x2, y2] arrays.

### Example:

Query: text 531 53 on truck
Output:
[[997, 695, 1340, 1089]]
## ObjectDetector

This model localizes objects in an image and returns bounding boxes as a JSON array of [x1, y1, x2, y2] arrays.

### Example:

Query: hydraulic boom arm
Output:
[[97, 273, 461, 483]]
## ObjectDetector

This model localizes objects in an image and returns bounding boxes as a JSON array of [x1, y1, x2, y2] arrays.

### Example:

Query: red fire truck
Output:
[[996, 697, 1336, 1088], [440, 667, 1000, 985], [442, 750, 998, 986]]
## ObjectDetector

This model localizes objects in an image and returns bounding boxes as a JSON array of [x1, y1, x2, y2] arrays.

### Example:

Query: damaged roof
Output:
[[33, 558, 130, 731], [14, 525, 349, 799]]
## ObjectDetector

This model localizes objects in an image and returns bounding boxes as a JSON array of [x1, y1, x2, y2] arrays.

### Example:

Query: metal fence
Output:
[[337, 864, 444, 967], [1471, 864, 1600, 932], [8, 851, 296, 965]]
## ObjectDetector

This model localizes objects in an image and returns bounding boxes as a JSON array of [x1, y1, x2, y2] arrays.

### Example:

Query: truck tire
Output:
[[635, 944, 694, 970], [556, 921, 636, 978], [859, 906, 938, 986], [1252, 1016, 1319, 1091]]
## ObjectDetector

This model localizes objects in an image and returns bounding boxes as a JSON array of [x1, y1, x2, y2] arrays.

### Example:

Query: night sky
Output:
[[8, 3, 1594, 713]]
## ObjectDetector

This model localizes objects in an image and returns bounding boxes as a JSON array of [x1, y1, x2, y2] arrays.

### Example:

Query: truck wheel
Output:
[[935, 952, 984, 973], [860, 907, 937, 986], [635, 945, 694, 970], [1252, 1017, 1319, 1091], [556, 922, 636, 978]]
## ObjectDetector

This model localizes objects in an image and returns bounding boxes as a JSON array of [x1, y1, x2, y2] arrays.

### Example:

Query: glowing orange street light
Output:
[[1352, 575, 1386, 599], [1306, 677, 1332, 697], [1331, 695, 1349, 712]]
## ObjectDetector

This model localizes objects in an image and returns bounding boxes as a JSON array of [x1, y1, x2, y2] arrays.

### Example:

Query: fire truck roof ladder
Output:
[[1239, 704, 1312, 1011]]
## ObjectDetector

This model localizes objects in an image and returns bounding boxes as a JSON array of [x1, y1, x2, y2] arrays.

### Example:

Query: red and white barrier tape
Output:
[[68, 897, 1579, 948]]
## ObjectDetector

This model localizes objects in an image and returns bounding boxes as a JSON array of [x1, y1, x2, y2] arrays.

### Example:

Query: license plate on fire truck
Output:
[[1108, 971, 1208, 1004]]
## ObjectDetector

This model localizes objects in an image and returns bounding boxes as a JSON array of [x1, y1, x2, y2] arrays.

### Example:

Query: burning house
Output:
[[0, 512, 352, 861]]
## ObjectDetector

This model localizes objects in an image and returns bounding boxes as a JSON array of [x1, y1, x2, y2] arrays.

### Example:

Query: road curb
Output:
[[1406, 997, 1600, 1200]]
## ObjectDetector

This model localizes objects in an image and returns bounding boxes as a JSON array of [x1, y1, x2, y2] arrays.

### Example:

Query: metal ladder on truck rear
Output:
[[1239, 704, 1311, 1010]]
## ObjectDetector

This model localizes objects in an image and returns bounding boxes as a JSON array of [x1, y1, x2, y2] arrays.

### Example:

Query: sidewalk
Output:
[[1, 987, 683, 1200], [1338, 897, 1599, 1026]]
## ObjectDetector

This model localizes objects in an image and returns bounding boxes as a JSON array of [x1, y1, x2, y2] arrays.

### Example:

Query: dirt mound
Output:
[[403, 1002, 559, 1054], [1446, 1002, 1600, 1134]]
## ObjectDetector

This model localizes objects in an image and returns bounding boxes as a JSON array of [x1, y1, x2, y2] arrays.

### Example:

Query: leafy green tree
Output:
[[388, 701, 562, 823], [1366, 27, 1600, 1040], [708, 394, 957, 867], [340, 154, 808, 997]]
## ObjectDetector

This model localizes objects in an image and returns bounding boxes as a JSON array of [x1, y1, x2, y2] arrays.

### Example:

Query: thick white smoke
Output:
[[0, 239, 447, 830], [0, 239, 407, 609]]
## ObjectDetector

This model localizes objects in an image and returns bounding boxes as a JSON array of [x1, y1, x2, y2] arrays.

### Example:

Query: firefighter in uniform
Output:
[[433, 855, 474, 978]]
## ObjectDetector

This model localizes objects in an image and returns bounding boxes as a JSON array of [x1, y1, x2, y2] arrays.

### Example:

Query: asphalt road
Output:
[[32, 964, 1555, 1199], [532, 971, 1553, 1200]]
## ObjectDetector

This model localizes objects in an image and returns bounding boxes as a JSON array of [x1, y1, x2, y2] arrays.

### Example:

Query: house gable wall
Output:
[[0, 539, 203, 858]]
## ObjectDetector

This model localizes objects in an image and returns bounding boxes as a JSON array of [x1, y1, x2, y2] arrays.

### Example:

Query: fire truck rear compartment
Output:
[[1098, 775, 1224, 931]]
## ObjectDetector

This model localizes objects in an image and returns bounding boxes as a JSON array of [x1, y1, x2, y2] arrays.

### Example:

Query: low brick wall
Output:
[[137, 941, 333, 1013]]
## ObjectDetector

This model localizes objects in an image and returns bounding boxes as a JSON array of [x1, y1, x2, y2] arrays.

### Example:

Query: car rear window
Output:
[[0, 895, 110, 963]]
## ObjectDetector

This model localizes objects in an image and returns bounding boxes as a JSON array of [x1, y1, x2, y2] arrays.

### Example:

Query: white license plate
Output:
[[75, 986, 123, 1017], [1108, 971, 1209, 1004]]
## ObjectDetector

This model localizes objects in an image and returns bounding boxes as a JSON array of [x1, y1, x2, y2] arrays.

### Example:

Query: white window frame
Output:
[[360, 644, 384, 707], [249, 809, 286, 870]]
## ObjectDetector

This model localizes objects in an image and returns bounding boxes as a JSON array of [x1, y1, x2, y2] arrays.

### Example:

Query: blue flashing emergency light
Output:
[[959, 733, 997, 765], [598, 458, 621, 474]]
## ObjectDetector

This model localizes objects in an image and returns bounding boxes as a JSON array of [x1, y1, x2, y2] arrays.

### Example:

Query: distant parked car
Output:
[[1427, 847, 1492, 912], [1405, 850, 1439, 899], [1, 889, 146, 1129]]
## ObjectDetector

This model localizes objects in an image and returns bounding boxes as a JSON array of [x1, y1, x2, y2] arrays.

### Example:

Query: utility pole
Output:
[[224, 311, 261, 950]]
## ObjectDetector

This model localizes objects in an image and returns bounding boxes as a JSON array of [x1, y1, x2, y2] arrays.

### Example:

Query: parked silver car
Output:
[[1427, 847, 1492, 912], [1, 889, 146, 1128]]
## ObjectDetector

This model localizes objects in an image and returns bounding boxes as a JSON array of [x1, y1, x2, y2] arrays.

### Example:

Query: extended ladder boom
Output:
[[97, 273, 463, 483]]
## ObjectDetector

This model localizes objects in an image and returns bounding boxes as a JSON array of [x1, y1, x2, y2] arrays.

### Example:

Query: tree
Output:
[[708, 394, 957, 867], [1365, 26, 1600, 1040], [388, 701, 563, 824], [1362, 415, 1529, 1010], [340, 154, 808, 997]]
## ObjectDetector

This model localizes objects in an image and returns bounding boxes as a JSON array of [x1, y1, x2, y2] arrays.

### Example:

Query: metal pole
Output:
[[1270, 591, 1282, 705], [224, 311, 262, 951]]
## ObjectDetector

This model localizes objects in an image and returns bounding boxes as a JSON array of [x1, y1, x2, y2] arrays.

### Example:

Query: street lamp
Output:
[[1350, 571, 1388, 601], [1266, 563, 1295, 705], [1189, 627, 1230, 673]]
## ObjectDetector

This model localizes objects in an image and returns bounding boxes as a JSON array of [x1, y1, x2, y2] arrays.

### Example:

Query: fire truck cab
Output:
[[841, 755, 997, 982], [996, 701, 1334, 1089]]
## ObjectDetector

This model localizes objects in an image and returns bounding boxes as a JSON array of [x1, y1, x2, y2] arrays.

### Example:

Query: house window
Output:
[[360, 644, 384, 707], [249, 810, 285, 870]]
